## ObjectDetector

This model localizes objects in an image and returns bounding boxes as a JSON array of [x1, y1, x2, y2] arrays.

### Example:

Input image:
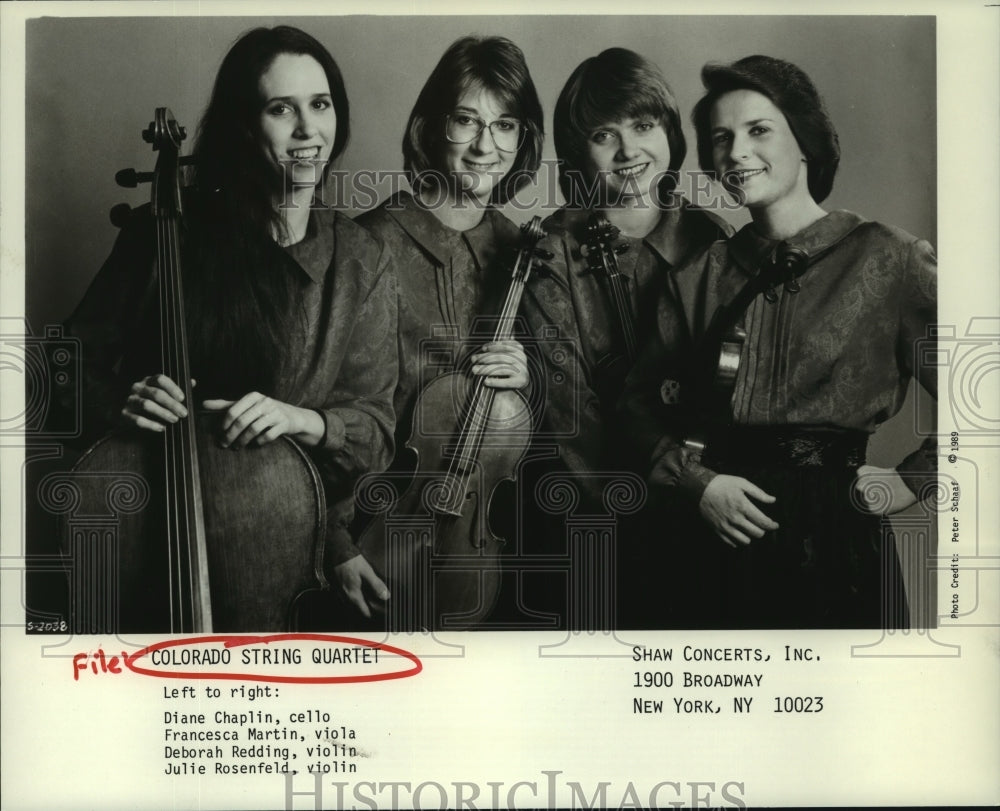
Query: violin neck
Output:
[[605, 263, 637, 362], [491, 274, 528, 343]]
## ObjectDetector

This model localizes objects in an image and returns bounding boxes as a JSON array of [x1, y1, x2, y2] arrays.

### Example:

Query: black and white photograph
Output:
[[1, 2, 997, 809]]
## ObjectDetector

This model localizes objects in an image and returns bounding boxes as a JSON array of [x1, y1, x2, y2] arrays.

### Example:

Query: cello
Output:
[[358, 217, 550, 631], [58, 109, 329, 633]]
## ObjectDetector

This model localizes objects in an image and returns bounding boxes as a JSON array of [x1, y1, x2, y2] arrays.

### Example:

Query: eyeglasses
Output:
[[444, 113, 524, 152]]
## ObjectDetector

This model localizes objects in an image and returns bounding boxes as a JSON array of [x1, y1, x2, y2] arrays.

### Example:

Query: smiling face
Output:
[[439, 86, 518, 202], [258, 53, 337, 193], [709, 89, 811, 212], [582, 116, 671, 206]]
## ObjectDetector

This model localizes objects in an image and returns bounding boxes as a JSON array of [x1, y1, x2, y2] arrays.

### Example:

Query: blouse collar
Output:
[[281, 206, 338, 284], [641, 196, 707, 266], [729, 209, 867, 275], [383, 191, 519, 270]]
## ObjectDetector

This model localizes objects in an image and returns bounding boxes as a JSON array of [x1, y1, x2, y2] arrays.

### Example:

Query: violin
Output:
[[61, 108, 329, 633], [679, 242, 809, 456], [358, 217, 550, 630], [581, 213, 636, 364]]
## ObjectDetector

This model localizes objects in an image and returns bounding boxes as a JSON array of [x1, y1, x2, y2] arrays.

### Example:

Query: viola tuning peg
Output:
[[179, 126, 187, 139], [142, 125, 154, 144], [109, 203, 133, 228]]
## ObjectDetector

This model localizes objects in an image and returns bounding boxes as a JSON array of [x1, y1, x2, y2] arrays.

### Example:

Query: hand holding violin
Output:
[[469, 339, 529, 390]]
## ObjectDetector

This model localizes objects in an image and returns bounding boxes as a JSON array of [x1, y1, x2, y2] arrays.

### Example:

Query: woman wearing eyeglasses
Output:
[[350, 35, 544, 625]]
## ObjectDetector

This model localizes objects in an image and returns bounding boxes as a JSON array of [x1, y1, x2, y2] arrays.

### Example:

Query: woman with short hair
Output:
[[621, 55, 937, 629], [353, 35, 545, 628]]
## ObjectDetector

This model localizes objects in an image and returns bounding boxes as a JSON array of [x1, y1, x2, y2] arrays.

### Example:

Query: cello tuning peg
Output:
[[533, 247, 554, 261], [614, 243, 630, 256], [784, 278, 801, 294], [764, 286, 779, 304], [109, 203, 134, 228], [179, 126, 187, 139], [115, 168, 153, 188]]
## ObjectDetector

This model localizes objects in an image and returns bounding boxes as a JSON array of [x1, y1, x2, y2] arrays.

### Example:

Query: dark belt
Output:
[[707, 427, 869, 469]]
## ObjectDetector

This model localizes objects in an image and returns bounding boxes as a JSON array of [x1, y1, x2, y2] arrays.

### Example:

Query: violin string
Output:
[[445, 242, 532, 515], [603, 247, 637, 362]]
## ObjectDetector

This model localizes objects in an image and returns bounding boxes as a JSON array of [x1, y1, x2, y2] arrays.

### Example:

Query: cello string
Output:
[[158, 216, 181, 630], [167, 217, 195, 630]]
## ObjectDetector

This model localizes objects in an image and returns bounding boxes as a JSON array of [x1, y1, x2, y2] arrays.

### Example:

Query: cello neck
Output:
[[144, 108, 213, 632]]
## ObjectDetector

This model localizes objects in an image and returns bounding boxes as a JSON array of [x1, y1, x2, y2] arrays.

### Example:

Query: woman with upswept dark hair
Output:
[[353, 35, 544, 628], [519, 50, 730, 624], [621, 55, 937, 629], [63, 26, 398, 622]]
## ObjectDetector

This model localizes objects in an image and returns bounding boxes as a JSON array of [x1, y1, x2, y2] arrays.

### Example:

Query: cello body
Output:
[[66, 417, 328, 633]]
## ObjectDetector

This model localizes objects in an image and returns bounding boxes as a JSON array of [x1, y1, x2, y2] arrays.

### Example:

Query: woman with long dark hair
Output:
[[621, 55, 937, 629], [353, 35, 545, 628], [63, 26, 398, 623]]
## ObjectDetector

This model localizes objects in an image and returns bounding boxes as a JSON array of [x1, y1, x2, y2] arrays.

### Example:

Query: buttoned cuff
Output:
[[648, 436, 718, 504], [319, 409, 347, 452]]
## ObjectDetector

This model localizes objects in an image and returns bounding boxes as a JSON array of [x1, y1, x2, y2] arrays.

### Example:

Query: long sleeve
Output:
[[313, 234, 399, 566], [618, 260, 718, 505], [894, 235, 938, 495], [521, 230, 607, 504]]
